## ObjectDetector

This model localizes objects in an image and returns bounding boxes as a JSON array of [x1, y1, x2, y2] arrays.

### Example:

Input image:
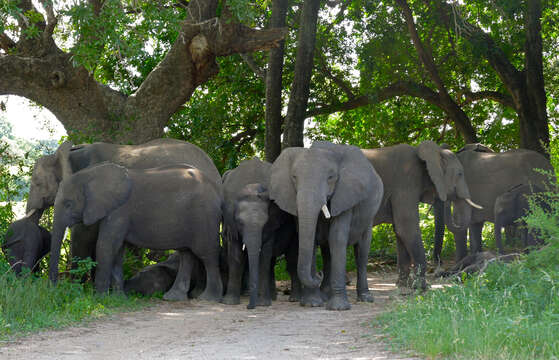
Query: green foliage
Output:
[[0, 257, 150, 339], [375, 178, 559, 359]]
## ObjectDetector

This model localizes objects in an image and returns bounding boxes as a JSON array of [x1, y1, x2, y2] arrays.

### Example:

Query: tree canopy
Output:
[[1, 0, 557, 170]]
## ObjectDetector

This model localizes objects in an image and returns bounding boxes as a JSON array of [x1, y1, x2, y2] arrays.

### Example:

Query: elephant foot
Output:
[[357, 291, 374, 303], [221, 294, 240, 305], [288, 293, 301, 302], [396, 274, 411, 289], [412, 277, 428, 292], [399, 286, 414, 296], [198, 290, 222, 303], [326, 294, 351, 311], [163, 289, 188, 301], [300, 289, 324, 307]]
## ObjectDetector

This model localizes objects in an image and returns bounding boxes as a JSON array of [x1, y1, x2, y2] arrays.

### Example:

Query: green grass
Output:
[[375, 239, 559, 359], [0, 260, 152, 340]]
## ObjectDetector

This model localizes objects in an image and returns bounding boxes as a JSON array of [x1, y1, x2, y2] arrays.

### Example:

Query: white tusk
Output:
[[26, 209, 36, 217], [321, 204, 331, 219], [242, 244, 246, 251], [465, 198, 483, 210]]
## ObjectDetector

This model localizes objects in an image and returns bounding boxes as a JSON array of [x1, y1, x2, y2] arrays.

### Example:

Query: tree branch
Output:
[[459, 90, 514, 108], [40, 0, 58, 43], [316, 48, 357, 100], [306, 80, 441, 117], [0, 33, 16, 53], [240, 53, 266, 81]]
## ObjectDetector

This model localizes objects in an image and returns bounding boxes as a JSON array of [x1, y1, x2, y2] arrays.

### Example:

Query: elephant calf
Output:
[[494, 184, 546, 253], [2, 215, 51, 274], [49, 162, 223, 302]]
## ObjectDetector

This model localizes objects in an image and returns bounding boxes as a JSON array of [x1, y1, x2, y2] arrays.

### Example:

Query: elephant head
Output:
[[26, 141, 75, 216], [270, 141, 376, 289], [49, 162, 132, 283], [417, 141, 482, 231], [2, 215, 51, 275]]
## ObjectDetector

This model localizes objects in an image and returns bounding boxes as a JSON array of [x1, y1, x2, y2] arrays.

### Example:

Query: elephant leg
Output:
[[286, 242, 301, 302], [110, 243, 125, 293], [269, 257, 277, 301], [355, 226, 374, 302], [469, 222, 483, 254], [326, 210, 352, 311], [222, 238, 244, 305], [256, 240, 274, 307], [392, 203, 427, 291], [94, 221, 125, 294], [70, 223, 99, 282], [454, 229, 468, 261], [395, 235, 411, 289], [494, 221, 504, 254], [319, 243, 332, 300], [194, 241, 223, 303], [163, 250, 194, 301]]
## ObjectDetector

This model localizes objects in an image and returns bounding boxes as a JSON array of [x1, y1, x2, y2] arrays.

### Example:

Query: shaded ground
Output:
[[0, 271, 437, 360]]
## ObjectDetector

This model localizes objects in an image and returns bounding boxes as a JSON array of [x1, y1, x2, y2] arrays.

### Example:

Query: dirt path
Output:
[[1, 272, 422, 360]]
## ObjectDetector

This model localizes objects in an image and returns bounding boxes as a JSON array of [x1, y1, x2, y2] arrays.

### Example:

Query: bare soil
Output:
[[0, 271, 427, 360]]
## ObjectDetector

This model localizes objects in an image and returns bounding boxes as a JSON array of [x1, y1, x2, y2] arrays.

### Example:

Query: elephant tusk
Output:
[[465, 198, 483, 210], [26, 209, 36, 217], [321, 204, 331, 219]]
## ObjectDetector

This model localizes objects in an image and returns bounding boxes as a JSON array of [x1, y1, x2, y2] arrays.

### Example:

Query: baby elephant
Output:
[[494, 184, 545, 253], [49, 162, 223, 302], [2, 216, 51, 274]]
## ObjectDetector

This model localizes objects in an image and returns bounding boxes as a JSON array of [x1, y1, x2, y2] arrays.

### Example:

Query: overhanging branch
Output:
[[460, 90, 514, 108]]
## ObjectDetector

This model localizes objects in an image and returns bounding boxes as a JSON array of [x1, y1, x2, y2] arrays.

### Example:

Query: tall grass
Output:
[[375, 173, 559, 359], [0, 259, 151, 339]]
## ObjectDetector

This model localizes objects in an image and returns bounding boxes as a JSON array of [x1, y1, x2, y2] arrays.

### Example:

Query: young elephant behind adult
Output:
[[221, 158, 299, 309], [50, 162, 223, 301], [270, 141, 383, 310], [494, 184, 545, 253], [2, 213, 51, 274], [362, 141, 480, 291]]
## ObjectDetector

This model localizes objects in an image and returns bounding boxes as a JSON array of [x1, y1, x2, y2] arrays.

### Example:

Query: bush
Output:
[[375, 174, 559, 359]]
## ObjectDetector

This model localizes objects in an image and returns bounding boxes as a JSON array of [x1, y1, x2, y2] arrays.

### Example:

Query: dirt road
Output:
[[1, 272, 421, 360]]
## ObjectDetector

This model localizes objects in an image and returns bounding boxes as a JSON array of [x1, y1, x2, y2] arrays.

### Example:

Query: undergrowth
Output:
[[375, 173, 559, 359]]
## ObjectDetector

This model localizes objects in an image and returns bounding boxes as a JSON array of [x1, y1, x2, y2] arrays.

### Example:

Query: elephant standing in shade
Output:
[[2, 212, 50, 274], [25, 138, 222, 272], [433, 144, 553, 261], [270, 141, 383, 310], [494, 184, 546, 253], [50, 162, 223, 301], [221, 158, 299, 309], [362, 141, 480, 290]]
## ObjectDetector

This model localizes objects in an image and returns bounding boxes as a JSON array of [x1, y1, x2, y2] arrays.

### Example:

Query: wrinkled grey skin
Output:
[[50, 162, 223, 302], [434, 144, 553, 261], [362, 141, 475, 290], [2, 213, 50, 274], [26, 139, 221, 274], [494, 184, 545, 253], [270, 141, 383, 311], [221, 158, 299, 309]]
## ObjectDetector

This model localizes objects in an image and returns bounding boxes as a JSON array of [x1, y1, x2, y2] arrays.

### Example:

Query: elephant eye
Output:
[[63, 200, 72, 209]]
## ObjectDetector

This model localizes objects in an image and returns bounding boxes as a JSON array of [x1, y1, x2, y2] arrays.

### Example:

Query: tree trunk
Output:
[[0, 1, 287, 145], [265, 0, 289, 162], [282, 0, 321, 149]]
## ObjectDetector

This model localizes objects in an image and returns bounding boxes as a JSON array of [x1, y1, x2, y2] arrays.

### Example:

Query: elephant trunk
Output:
[[244, 227, 263, 310], [296, 194, 324, 289], [49, 216, 68, 284], [444, 199, 472, 233]]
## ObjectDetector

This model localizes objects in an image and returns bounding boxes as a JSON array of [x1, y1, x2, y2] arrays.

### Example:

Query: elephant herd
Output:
[[2, 138, 553, 311]]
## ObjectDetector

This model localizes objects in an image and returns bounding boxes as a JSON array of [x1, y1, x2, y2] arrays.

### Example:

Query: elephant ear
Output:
[[83, 163, 132, 226], [313, 142, 377, 217], [417, 141, 447, 202], [269, 147, 304, 216]]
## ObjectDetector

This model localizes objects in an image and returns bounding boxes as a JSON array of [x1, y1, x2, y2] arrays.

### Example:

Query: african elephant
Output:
[[221, 158, 299, 309], [434, 144, 553, 261], [2, 211, 50, 274], [362, 141, 481, 290], [26, 138, 221, 272], [494, 184, 546, 253], [50, 162, 223, 301], [270, 141, 383, 310]]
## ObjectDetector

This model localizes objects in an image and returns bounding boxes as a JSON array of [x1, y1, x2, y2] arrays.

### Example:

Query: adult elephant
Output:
[[221, 158, 299, 309], [26, 138, 221, 266], [362, 141, 481, 290], [270, 141, 383, 310], [433, 144, 553, 261], [50, 162, 223, 301]]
